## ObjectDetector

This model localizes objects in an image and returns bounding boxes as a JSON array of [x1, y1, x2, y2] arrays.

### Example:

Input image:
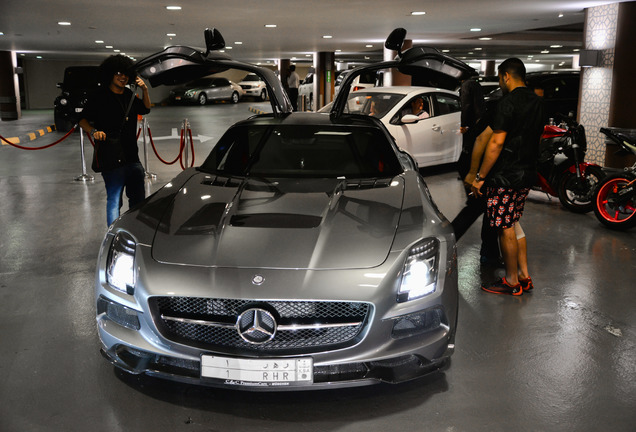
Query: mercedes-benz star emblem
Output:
[[236, 308, 277, 344]]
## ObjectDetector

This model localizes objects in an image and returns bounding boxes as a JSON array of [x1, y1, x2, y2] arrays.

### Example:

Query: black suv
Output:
[[54, 66, 100, 132], [484, 70, 580, 123]]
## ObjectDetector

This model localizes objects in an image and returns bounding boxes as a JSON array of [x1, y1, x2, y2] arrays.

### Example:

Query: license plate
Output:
[[175, 96, 181, 100], [201, 355, 313, 387]]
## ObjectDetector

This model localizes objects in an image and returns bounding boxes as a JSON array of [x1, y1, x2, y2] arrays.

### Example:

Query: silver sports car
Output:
[[96, 28, 474, 390]]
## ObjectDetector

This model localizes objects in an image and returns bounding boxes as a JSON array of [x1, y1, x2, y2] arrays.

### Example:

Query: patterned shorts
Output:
[[485, 187, 530, 229]]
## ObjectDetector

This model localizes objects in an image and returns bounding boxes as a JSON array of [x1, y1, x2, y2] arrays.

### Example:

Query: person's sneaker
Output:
[[519, 276, 534, 292], [481, 277, 523, 296]]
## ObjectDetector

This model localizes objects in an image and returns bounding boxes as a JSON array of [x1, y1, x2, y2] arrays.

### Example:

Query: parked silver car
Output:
[[95, 28, 473, 390], [169, 76, 243, 105]]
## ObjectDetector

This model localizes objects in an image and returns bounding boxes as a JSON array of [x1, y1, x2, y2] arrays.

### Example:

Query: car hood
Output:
[[151, 173, 404, 270]]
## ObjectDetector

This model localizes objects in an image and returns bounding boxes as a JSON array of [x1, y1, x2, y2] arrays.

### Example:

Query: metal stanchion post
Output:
[[142, 118, 157, 179], [183, 118, 190, 168], [74, 126, 94, 182]]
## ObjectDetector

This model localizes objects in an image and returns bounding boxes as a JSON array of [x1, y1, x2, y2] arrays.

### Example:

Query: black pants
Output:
[[288, 88, 299, 111], [452, 141, 500, 259]]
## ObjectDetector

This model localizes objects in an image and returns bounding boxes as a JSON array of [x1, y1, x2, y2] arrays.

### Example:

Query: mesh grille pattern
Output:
[[149, 297, 372, 354]]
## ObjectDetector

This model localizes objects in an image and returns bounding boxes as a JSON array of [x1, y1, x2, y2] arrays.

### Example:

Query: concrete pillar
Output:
[[0, 51, 21, 121], [315, 52, 335, 110], [609, 1, 636, 128], [383, 39, 413, 86], [483, 60, 496, 77], [279, 59, 291, 91], [578, 2, 635, 167]]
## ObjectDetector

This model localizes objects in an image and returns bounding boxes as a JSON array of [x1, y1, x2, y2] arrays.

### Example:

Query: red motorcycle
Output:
[[536, 117, 606, 213], [593, 127, 636, 230]]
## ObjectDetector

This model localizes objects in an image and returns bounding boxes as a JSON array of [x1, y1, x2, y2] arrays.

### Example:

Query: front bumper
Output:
[[96, 234, 458, 391]]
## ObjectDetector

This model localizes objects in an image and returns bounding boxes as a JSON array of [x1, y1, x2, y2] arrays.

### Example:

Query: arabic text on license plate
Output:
[[201, 355, 313, 385]]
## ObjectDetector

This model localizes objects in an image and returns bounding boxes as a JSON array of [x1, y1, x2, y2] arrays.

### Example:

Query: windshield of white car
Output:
[[242, 75, 261, 82], [345, 92, 404, 118], [201, 125, 403, 179]]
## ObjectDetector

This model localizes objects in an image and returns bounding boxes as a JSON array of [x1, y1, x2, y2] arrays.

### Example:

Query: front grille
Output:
[[149, 297, 372, 355]]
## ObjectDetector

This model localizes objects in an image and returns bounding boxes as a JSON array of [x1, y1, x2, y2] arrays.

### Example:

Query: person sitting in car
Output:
[[402, 96, 430, 119]]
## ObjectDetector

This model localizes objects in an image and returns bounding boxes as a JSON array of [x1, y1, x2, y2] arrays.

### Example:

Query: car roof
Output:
[[350, 86, 457, 95]]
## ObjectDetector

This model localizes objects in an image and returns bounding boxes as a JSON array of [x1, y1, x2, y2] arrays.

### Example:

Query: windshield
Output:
[[345, 92, 404, 118], [242, 75, 261, 82], [201, 124, 403, 179]]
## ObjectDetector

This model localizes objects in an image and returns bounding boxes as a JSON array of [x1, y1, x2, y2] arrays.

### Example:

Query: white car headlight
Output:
[[398, 238, 439, 302], [106, 232, 136, 294], [185, 90, 195, 97]]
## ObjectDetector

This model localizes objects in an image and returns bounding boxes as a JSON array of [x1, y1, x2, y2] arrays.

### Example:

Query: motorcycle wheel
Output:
[[593, 173, 636, 230], [557, 165, 606, 213]]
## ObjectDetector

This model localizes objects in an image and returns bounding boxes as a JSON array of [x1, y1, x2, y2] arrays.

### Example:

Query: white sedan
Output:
[[341, 87, 462, 168]]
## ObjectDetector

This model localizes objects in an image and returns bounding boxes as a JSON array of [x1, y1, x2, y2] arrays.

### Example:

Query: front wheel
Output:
[[230, 92, 239, 104], [593, 173, 636, 230], [198, 93, 208, 105], [557, 165, 606, 213], [259, 89, 267, 101]]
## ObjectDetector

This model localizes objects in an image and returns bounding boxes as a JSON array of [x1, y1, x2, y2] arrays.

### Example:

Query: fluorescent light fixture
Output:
[[234, 41, 243, 45], [106, 46, 113, 49], [442, 49, 450, 53], [166, 6, 182, 10], [541, 50, 550, 54], [558, 13, 564, 18], [323, 35, 333, 39], [95, 40, 104, 44], [479, 37, 492, 41], [366, 44, 373, 48], [550, 45, 563, 48], [166, 33, 176, 37], [265, 24, 277, 28], [411, 11, 426, 16], [470, 28, 481, 32], [58, 21, 71, 26]]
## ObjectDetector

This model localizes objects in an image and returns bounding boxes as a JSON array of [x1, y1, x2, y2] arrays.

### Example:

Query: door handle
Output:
[[432, 125, 441, 132]]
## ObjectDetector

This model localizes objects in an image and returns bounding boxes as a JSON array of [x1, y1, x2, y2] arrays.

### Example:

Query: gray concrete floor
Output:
[[1, 105, 635, 432]]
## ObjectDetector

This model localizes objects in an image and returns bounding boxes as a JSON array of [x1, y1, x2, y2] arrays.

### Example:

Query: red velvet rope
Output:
[[0, 126, 77, 150]]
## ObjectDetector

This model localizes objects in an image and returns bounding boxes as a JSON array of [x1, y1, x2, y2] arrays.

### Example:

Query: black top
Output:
[[488, 86, 544, 189], [82, 87, 150, 164], [460, 79, 485, 129]]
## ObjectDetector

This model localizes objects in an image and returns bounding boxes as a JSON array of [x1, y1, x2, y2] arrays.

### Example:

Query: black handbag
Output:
[[92, 137, 125, 172], [91, 90, 137, 173]]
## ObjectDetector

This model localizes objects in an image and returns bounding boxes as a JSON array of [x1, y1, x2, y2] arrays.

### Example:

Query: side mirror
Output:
[[385, 28, 407, 56], [204, 28, 226, 54], [401, 114, 420, 124]]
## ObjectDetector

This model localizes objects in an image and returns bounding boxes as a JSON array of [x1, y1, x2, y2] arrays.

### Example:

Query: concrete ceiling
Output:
[[0, 0, 624, 69]]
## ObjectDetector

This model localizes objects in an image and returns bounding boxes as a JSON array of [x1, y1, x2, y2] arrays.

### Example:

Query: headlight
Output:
[[397, 238, 439, 302], [185, 90, 195, 97], [106, 231, 136, 295], [59, 98, 68, 106]]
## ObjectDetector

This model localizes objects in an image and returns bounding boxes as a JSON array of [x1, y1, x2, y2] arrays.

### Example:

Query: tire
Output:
[[593, 173, 636, 230], [308, 94, 313, 111], [54, 113, 74, 133], [259, 89, 267, 101], [198, 93, 207, 105], [557, 165, 606, 213], [231, 92, 239, 104]]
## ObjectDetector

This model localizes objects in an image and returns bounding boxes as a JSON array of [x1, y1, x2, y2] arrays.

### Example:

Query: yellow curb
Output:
[[2, 137, 20, 145]]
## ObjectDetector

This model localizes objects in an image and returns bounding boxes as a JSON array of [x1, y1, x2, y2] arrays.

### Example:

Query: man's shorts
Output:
[[485, 187, 530, 229]]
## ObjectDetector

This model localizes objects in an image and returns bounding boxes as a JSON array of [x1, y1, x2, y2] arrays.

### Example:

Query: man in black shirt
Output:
[[471, 58, 544, 296], [79, 55, 151, 226]]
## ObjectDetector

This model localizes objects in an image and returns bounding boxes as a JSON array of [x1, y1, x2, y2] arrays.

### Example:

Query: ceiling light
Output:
[[366, 44, 373, 48], [573, 48, 580, 52], [323, 35, 333, 39], [36, 56, 43, 59], [442, 49, 450, 53], [336, 49, 342, 52], [558, 13, 564, 18], [226, 46, 233, 49], [166, 6, 182, 10], [166, 33, 176, 37], [411, 11, 426, 16], [541, 50, 550, 54], [0, 32, 4, 36], [475, 47, 482, 50], [95, 40, 104, 44], [470, 28, 481, 32], [114, 49, 120, 53], [479, 37, 492, 41], [234, 41, 243, 45], [265, 24, 277, 28], [468, 52, 474, 55], [550, 45, 563, 48], [305, 54, 312, 57], [106, 46, 113, 49], [58, 22, 71, 26]]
